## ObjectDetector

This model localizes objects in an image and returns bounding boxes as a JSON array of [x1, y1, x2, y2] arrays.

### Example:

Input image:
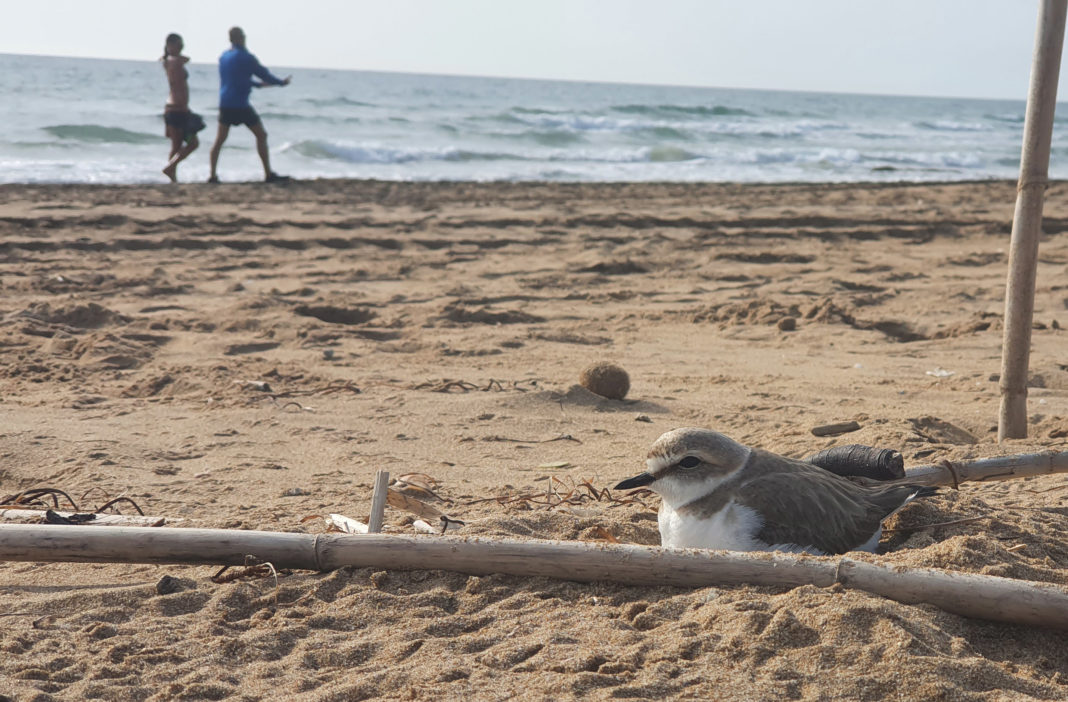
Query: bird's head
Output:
[[614, 428, 751, 507]]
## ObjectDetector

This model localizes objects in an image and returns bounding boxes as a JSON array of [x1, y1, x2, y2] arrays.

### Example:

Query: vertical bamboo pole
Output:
[[367, 470, 389, 533], [999, 0, 1068, 440]]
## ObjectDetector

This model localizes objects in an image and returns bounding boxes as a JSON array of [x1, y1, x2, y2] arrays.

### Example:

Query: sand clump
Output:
[[0, 180, 1067, 700], [578, 361, 631, 400]]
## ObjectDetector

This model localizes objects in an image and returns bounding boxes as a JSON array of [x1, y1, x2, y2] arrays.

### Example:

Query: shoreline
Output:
[[0, 176, 1028, 190]]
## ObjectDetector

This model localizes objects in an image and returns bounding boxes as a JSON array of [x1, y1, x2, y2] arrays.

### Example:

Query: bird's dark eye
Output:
[[678, 456, 700, 469]]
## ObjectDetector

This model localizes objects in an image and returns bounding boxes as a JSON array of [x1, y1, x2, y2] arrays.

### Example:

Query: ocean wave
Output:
[[286, 140, 422, 163], [482, 112, 526, 125], [549, 145, 716, 165], [515, 114, 633, 132], [612, 104, 755, 117], [285, 140, 986, 170], [759, 148, 986, 171], [283, 139, 525, 164], [643, 146, 699, 162], [480, 111, 639, 134], [284, 138, 707, 166], [516, 130, 586, 146], [731, 147, 977, 172], [913, 119, 989, 132], [512, 106, 564, 115], [472, 109, 843, 141], [673, 118, 846, 139], [861, 150, 986, 170], [43, 124, 160, 144], [988, 111, 1068, 126], [634, 126, 694, 141], [301, 96, 375, 108], [5, 139, 79, 150], [984, 112, 1024, 124], [259, 111, 360, 124], [700, 119, 846, 139]]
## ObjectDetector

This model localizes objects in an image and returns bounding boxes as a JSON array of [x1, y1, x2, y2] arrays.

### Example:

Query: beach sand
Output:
[[1, 179, 1067, 700]]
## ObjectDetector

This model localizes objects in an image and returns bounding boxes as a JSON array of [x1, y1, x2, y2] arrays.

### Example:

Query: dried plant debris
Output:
[[479, 434, 581, 444], [469, 477, 657, 512], [211, 556, 288, 601], [0, 486, 146, 516], [43, 509, 98, 525], [244, 380, 363, 411], [387, 488, 445, 521], [270, 380, 362, 398], [391, 473, 449, 503], [412, 378, 540, 393], [0, 487, 80, 510]]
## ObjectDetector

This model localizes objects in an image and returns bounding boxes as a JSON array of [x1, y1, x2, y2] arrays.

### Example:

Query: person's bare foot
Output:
[[162, 165, 177, 183]]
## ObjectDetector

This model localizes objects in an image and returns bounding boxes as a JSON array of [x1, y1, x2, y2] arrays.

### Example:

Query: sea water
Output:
[[0, 52, 1061, 185]]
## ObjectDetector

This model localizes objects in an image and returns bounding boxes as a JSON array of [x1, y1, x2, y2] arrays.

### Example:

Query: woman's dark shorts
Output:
[[164, 111, 206, 143], [218, 107, 262, 128]]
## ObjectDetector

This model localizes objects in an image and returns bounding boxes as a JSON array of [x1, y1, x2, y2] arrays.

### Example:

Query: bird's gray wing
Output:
[[739, 461, 919, 555]]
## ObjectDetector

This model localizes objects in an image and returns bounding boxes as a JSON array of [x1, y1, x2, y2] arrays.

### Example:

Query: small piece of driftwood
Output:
[[1, 525, 1067, 631], [328, 514, 368, 535], [412, 519, 438, 534], [0, 509, 168, 527], [811, 421, 861, 437], [904, 450, 1068, 488], [367, 470, 389, 534]]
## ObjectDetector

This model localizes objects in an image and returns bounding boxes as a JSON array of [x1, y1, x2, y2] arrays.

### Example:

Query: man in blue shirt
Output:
[[208, 27, 292, 183]]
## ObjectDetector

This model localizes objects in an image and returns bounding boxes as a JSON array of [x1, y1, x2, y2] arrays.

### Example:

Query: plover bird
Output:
[[614, 428, 935, 555]]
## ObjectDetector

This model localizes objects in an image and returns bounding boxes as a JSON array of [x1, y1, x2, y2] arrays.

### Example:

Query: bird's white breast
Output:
[[658, 499, 765, 551], [658, 499, 852, 555]]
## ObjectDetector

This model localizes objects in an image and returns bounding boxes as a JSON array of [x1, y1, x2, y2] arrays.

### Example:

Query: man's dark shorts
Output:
[[164, 111, 206, 143], [218, 106, 262, 128]]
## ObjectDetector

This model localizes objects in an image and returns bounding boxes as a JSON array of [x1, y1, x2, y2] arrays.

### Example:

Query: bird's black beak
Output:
[[614, 472, 656, 490]]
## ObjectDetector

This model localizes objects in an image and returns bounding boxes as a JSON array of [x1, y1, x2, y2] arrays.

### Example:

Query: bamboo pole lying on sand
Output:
[[1, 524, 1067, 631], [903, 450, 1068, 488]]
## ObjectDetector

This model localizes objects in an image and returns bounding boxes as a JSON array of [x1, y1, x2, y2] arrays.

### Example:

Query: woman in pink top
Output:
[[162, 33, 205, 182]]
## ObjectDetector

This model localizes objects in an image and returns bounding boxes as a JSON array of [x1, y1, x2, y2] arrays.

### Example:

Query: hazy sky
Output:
[[2, 0, 1059, 100]]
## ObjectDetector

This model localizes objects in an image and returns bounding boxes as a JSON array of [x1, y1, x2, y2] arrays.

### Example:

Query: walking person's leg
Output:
[[164, 133, 199, 183], [208, 122, 231, 183], [166, 127, 182, 160], [163, 126, 185, 182], [249, 122, 273, 180]]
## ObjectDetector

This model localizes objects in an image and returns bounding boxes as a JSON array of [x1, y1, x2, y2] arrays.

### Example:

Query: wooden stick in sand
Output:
[[1, 524, 1067, 630], [999, 0, 1067, 439], [367, 470, 389, 534]]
